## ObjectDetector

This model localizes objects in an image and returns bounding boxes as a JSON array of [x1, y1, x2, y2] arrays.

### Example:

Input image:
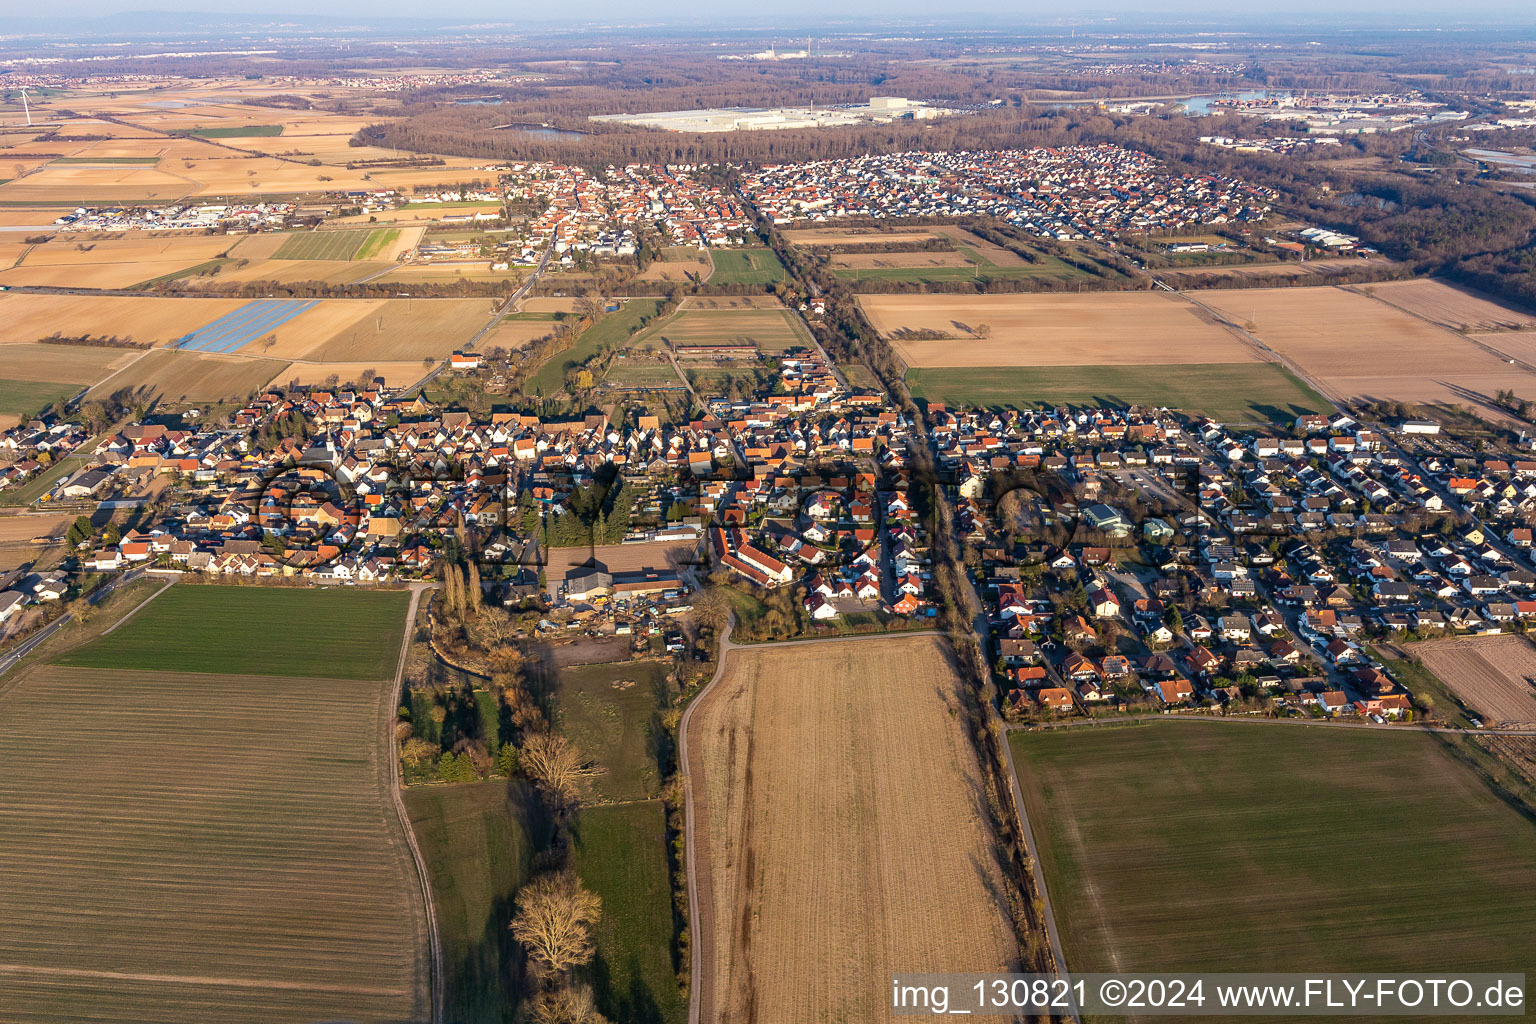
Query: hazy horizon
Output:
[[10, 1, 1536, 32]]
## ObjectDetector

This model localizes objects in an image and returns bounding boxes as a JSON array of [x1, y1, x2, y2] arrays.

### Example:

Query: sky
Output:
[[13, 0, 1536, 28]]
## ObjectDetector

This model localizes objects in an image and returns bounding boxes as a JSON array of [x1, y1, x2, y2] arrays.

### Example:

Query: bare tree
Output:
[[520, 731, 604, 808], [510, 870, 602, 976], [529, 984, 610, 1024]]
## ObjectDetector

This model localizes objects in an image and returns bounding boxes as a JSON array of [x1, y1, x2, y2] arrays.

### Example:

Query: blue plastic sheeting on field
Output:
[[174, 299, 320, 354]]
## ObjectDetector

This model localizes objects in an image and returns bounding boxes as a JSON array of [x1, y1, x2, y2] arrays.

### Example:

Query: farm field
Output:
[[88, 348, 289, 405], [1011, 722, 1536, 982], [403, 780, 551, 1024], [273, 228, 390, 262], [528, 298, 661, 397], [571, 800, 687, 1024], [633, 307, 811, 357], [635, 245, 712, 283], [1412, 634, 1536, 726], [548, 658, 672, 804], [58, 585, 409, 679], [0, 378, 77, 418], [706, 246, 788, 286], [1361, 279, 1536, 332], [175, 298, 320, 353], [540, 654, 684, 1024], [0, 660, 427, 1023], [269, 360, 425, 389], [0, 293, 246, 348], [0, 162, 195, 203], [297, 298, 498, 362], [0, 234, 237, 290], [1197, 286, 1536, 421], [861, 291, 1250, 366], [781, 227, 943, 246], [185, 257, 390, 287], [479, 317, 560, 355], [907, 363, 1328, 423], [0, 343, 142, 385], [687, 635, 1018, 1024], [605, 359, 687, 389]]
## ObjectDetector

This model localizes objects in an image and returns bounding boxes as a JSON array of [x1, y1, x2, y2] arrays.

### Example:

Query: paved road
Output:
[[680, 615, 733, 1024], [387, 583, 442, 1024], [0, 567, 151, 679]]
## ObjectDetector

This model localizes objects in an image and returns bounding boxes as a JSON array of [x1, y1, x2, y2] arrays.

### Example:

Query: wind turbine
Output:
[[19, 86, 33, 127]]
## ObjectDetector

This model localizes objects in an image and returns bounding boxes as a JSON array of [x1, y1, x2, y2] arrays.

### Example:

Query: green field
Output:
[[707, 246, 788, 286], [571, 801, 686, 1024], [605, 360, 687, 389], [273, 229, 376, 261], [404, 780, 552, 1024], [527, 298, 661, 397], [0, 377, 77, 417], [550, 658, 671, 803], [356, 227, 401, 261], [58, 585, 410, 679], [906, 362, 1330, 424], [0, 639, 427, 1023], [633, 306, 809, 357], [189, 124, 284, 138], [1012, 723, 1536, 984]]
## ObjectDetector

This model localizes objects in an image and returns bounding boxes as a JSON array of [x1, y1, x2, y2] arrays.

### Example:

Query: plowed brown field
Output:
[[1414, 634, 1536, 726], [688, 634, 1018, 1024]]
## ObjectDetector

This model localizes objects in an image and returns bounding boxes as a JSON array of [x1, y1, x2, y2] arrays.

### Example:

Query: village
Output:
[[934, 402, 1536, 724]]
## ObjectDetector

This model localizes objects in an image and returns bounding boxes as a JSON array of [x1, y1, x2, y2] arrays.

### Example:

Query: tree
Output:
[[529, 984, 610, 1024], [510, 870, 602, 976], [520, 731, 603, 809]]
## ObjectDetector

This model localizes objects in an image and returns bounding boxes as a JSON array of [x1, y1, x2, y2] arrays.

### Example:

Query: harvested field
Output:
[[679, 294, 783, 310], [781, 227, 941, 246], [0, 513, 71, 545], [87, 348, 289, 405], [635, 245, 712, 283], [518, 296, 579, 314], [266, 361, 425, 389], [688, 635, 1018, 1024], [0, 162, 194, 203], [1413, 634, 1536, 726], [1196, 285, 1536, 422], [480, 318, 560, 354], [830, 250, 973, 269], [0, 234, 235, 290], [0, 665, 427, 1023], [861, 292, 1252, 366], [1365, 279, 1536, 332], [187, 257, 390, 288], [0, 293, 244, 348], [933, 224, 1028, 265], [633, 308, 810, 357], [228, 233, 292, 261], [299, 299, 497, 362], [0, 343, 141, 384], [1012, 722, 1536, 980]]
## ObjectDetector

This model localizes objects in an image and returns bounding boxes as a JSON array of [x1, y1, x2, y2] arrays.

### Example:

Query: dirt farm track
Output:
[[686, 633, 1017, 1024]]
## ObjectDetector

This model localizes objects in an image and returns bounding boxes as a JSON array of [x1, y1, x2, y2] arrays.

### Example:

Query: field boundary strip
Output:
[[175, 299, 320, 353]]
